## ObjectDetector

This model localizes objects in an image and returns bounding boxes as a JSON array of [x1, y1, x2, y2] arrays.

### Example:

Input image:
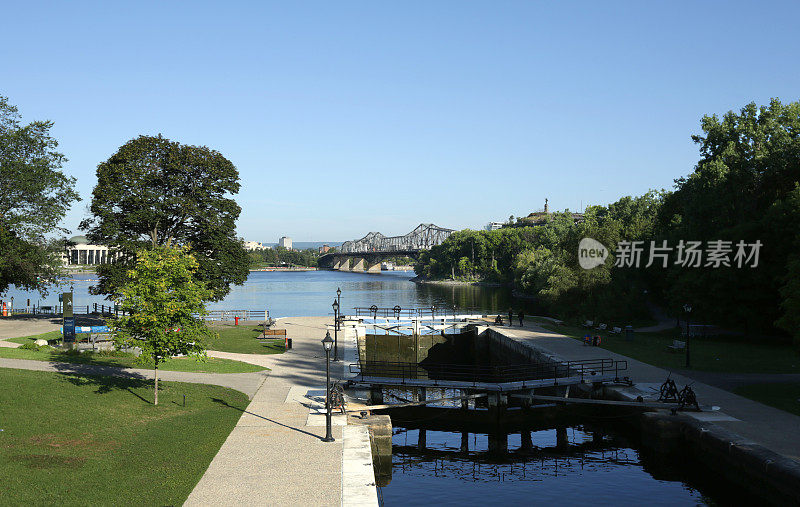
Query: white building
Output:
[[485, 222, 505, 231], [63, 236, 115, 266], [244, 240, 268, 251], [278, 236, 292, 250]]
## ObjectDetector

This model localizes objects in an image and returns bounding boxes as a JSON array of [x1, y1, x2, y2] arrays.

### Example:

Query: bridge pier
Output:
[[351, 258, 365, 272], [366, 260, 382, 273], [336, 258, 351, 271]]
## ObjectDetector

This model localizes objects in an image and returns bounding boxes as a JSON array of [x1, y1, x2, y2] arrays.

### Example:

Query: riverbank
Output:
[[411, 276, 504, 288]]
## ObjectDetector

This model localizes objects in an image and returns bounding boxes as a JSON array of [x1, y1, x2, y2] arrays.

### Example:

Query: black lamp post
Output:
[[684, 303, 692, 368], [336, 287, 342, 325], [332, 298, 340, 361], [322, 331, 335, 442]]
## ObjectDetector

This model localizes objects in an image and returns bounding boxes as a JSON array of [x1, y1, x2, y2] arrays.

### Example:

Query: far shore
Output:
[[411, 277, 504, 288]]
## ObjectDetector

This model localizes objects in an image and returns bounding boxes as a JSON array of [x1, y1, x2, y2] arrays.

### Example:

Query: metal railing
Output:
[[350, 358, 627, 386], [202, 309, 270, 321], [353, 306, 484, 319]]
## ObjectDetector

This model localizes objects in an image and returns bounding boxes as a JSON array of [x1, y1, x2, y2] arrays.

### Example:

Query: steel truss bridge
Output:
[[319, 223, 454, 272]]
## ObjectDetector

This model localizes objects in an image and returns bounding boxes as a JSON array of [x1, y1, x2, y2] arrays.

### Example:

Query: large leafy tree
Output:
[[81, 135, 249, 301], [112, 246, 213, 405], [0, 96, 79, 295], [659, 99, 800, 332]]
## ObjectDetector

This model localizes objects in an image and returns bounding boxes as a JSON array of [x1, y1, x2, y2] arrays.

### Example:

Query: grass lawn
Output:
[[733, 382, 800, 417], [1, 332, 265, 374], [536, 321, 800, 374], [209, 324, 286, 355], [0, 368, 248, 505]]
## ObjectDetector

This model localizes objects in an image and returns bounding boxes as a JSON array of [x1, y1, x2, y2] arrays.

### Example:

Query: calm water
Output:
[[2, 270, 541, 317], [384, 425, 729, 506]]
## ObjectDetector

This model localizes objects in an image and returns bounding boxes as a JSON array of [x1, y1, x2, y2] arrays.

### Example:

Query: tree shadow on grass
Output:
[[210, 397, 327, 441], [51, 361, 154, 402]]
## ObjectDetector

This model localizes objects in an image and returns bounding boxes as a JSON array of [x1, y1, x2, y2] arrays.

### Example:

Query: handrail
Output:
[[350, 358, 627, 385], [352, 306, 485, 319]]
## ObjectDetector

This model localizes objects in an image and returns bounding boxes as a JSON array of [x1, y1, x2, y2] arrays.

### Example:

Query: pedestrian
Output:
[[508, 309, 513, 327], [518, 310, 525, 327]]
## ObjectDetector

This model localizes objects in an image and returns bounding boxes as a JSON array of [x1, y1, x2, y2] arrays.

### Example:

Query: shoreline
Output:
[[411, 277, 505, 288]]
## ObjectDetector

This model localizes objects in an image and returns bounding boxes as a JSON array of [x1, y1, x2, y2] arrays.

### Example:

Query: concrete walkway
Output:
[[185, 317, 359, 506], [0, 358, 269, 399], [501, 321, 800, 462], [0, 315, 62, 348]]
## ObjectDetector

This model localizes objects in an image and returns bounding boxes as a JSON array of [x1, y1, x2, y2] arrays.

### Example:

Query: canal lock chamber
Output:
[[347, 325, 786, 505]]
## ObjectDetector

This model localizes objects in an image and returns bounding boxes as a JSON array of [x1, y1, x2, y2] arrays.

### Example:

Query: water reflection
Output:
[[3, 270, 542, 318], [384, 426, 709, 506]]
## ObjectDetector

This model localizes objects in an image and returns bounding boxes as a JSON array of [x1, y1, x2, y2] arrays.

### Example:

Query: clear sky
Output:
[[3, 1, 799, 243]]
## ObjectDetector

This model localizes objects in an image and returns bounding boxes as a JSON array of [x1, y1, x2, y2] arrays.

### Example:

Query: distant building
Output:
[[244, 241, 268, 251], [278, 236, 292, 250], [63, 235, 115, 266], [485, 222, 505, 231], [318, 244, 330, 254]]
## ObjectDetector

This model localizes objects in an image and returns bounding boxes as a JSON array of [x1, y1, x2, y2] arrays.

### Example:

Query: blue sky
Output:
[[3, 1, 799, 243]]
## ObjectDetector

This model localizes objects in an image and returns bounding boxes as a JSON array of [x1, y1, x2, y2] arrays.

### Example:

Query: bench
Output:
[[595, 323, 607, 332], [610, 326, 622, 334], [582, 320, 594, 328], [668, 339, 686, 352], [262, 329, 286, 338]]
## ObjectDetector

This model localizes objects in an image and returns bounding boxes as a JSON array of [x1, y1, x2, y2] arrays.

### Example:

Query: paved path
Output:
[[0, 358, 268, 398], [0, 315, 62, 348], [185, 316, 348, 506], [675, 370, 800, 391], [500, 322, 800, 462]]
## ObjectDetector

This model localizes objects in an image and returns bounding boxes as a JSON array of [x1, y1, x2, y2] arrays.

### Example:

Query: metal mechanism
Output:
[[658, 377, 680, 402], [340, 223, 454, 254], [678, 385, 700, 411], [659, 375, 700, 411], [330, 381, 346, 414]]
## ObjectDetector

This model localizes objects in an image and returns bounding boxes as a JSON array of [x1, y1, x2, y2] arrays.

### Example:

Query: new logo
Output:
[[578, 238, 608, 269]]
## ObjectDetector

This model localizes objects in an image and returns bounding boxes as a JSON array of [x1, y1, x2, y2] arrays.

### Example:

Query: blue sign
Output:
[[63, 317, 76, 341]]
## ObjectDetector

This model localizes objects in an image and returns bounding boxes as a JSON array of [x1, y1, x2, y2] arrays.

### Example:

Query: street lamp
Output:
[[321, 331, 335, 442], [683, 304, 692, 368], [335, 287, 342, 331], [332, 299, 340, 361]]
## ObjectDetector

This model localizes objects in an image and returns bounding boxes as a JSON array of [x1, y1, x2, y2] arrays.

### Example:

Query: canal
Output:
[[381, 421, 753, 506]]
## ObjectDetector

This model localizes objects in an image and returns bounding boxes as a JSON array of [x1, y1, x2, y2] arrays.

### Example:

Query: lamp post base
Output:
[[322, 436, 335, 442]]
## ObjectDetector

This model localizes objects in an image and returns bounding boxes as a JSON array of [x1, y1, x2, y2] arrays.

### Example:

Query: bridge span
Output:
[[319, 223, 454, 272]]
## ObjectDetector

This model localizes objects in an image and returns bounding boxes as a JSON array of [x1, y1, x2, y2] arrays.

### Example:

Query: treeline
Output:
[[248, 246, 319, 267], [417, 99, 800, 346]]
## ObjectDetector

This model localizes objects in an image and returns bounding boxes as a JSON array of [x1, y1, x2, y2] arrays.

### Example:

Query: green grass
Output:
[[1, 334, 265, 373], [537, 321, 800, 374], [734, 382, 800, 417], [0, 368, 248, 505], [209, 324, 286, 355], [6, 330, 63, 345]]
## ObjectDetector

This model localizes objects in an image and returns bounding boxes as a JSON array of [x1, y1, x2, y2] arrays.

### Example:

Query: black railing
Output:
[[353, 306, 485, 319], [350, 358, 627, 386]]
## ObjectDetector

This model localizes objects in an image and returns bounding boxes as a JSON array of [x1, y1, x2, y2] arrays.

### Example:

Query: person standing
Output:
[[518, 310, 525, 327], [507, 309, 513, 327]]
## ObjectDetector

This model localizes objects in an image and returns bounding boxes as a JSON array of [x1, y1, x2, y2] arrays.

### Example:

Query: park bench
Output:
[[261, 328, 290, 349], [262, 329, 286, 338], [610, 326, 622, 334], [583, 320, 594, 328], [668, 339, 686, 352], [595, 323, 607, 332]]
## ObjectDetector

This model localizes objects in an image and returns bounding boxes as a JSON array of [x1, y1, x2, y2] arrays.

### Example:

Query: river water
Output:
[[2, 270, 540, 317]]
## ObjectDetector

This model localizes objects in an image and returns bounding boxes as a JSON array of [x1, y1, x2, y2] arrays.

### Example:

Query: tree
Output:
[[80, 135, 249, 301], [0, 96, 79, 294], [112, 246, 213, 405]]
